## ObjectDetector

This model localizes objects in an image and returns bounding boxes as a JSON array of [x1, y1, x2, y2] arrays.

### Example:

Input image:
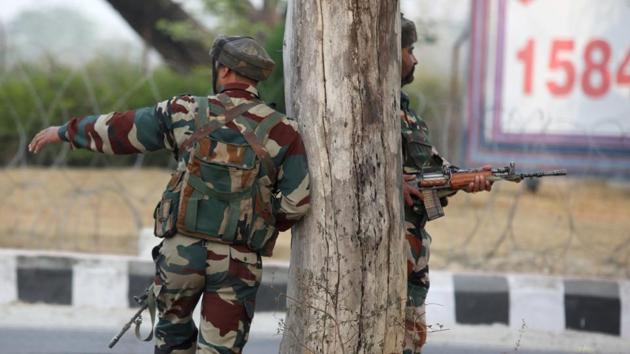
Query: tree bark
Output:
[[280, 1, 405, 353], [104, 0, 210, 72]]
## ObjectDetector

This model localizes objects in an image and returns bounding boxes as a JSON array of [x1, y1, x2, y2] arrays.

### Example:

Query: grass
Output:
[[1, 168, 629, 277]]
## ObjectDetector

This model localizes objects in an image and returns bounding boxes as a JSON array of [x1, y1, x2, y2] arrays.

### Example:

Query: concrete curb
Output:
[[1, 249, 627, 338]]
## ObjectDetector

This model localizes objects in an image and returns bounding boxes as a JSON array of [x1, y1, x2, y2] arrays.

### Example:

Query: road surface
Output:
[[0, 304, 627, 354]]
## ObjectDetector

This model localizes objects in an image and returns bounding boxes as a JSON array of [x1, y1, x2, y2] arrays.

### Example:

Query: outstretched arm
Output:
[[29, 107, 168, 155], [28, 96, 195, 155], [28, 126, 62, 154]]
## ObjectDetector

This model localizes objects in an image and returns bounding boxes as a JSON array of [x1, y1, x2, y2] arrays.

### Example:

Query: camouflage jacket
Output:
[[401, 92, 448, 227], [59, 83, 310, 232]]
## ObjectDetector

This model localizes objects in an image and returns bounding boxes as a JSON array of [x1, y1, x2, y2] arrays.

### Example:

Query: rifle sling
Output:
[[134, 283, 157, 342]]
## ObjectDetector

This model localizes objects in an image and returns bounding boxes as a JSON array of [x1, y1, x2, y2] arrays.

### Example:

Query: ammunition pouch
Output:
[[153, 171, 184, 238]]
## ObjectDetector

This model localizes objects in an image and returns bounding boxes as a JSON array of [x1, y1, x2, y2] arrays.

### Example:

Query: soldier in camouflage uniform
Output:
[[29, 36, 310, 354], [399, 16, 491, 353]]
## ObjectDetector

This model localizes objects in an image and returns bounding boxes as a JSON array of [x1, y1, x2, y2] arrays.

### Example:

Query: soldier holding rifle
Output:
[[399, 15, 565, 353], [399, 15, 492, 353]]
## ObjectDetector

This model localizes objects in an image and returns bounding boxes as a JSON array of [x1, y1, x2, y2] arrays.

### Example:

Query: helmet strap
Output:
[[211, 38, 230, 94], [212, 61, 220, 94]]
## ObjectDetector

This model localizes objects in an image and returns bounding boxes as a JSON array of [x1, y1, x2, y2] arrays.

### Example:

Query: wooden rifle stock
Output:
[[448, 170, 493, 190], [414, 162, 566, 221], [418, 170, 492, 190]]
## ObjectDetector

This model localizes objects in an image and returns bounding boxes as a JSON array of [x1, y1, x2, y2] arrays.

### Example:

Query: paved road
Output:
[[0, 326, 623, 354], [0, 327, 279, 354], [1, 304, 628, 354], [0, 327, 561, 354]]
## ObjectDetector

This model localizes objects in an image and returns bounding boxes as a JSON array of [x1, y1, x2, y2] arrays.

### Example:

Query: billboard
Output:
[[466, 0, 630, 176]]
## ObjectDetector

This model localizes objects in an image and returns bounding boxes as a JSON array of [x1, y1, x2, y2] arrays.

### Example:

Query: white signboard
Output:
[[466, 0, 630, 176]]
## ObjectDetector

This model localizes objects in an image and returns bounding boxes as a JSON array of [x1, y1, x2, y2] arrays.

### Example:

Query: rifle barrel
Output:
[[108, 303, 148, 348], [520, 169, 567, 178], [108, 323, 130, 348]]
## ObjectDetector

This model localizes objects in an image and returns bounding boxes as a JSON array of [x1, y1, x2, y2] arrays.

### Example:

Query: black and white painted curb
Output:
[[1, 249, 628, 338]]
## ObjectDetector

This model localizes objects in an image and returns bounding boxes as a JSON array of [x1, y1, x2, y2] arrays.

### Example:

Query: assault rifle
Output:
[[108, 285, 155, 348], [412, 162, 566, 221]]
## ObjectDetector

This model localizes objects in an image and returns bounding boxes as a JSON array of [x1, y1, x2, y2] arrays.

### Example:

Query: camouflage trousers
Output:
[[153, 233, 262, 354], [403, 221, 431, 354]]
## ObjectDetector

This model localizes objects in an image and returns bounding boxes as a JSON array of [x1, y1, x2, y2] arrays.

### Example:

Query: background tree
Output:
[[105, 0, 287, 112], [201, 0, 284, 38], [103, 0, 284, 70], [104, 0, 211, 73], [280, 1, 406, 353]]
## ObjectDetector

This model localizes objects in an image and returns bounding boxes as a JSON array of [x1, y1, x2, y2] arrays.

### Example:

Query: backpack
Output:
[[153, 94, 283, 254]]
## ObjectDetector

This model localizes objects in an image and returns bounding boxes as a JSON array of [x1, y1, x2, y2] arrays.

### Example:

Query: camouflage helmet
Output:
[[401, 14, 417, 49], [209, 35, 275, 82]]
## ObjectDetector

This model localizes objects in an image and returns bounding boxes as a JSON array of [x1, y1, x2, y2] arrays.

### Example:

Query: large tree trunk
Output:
[[280, 1, 405, 353]]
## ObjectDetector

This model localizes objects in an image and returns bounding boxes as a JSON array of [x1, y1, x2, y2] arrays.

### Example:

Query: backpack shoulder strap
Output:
[[180, 99, 257, 151], [241, 130, 277, 185], [217, 93, 235, 110], [255, 112, 284, 141], [239, 112, 284, 186], [194, 95, 209, 128]]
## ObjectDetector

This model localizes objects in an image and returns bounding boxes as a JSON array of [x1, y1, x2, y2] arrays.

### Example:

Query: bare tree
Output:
[[280, 1, 405, 353], [202, 0, 284, 29], [104, 0, 286, 72], [104, 0, 210, 72]]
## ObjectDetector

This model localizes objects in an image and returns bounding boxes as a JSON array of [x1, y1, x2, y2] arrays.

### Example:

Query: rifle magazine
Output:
[[422, 189, 445, 221]]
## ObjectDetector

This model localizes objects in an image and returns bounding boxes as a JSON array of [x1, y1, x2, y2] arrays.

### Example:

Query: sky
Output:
[[0, 0, 469, 74], [0, 0, 138, 41], [0, 0, 469, 38]]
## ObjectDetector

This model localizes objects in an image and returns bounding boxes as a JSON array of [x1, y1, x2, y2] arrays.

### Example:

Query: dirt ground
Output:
[[1, 168, 629, 278]]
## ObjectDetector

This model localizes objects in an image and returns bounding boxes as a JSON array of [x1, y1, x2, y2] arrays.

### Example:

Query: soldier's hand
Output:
[[403, 174, 423, 206], [465, 164, 493, 193], [28, 126, 61, 154]]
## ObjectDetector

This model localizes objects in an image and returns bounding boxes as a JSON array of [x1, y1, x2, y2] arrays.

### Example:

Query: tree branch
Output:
[[105, 0, 211, 72]]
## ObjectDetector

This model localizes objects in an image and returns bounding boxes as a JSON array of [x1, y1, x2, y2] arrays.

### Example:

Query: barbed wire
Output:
[[412, 90, 630, 279], [1, 50, 629, 279]]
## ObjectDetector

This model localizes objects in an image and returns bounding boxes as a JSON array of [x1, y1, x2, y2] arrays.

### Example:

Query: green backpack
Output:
[[154, 94, 283, 254]]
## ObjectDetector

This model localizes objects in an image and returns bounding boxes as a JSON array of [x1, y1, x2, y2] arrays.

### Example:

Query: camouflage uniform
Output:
[[58, 38, 310, 354], [400, 16, 450, 354], [401, 92, 445, 353]]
